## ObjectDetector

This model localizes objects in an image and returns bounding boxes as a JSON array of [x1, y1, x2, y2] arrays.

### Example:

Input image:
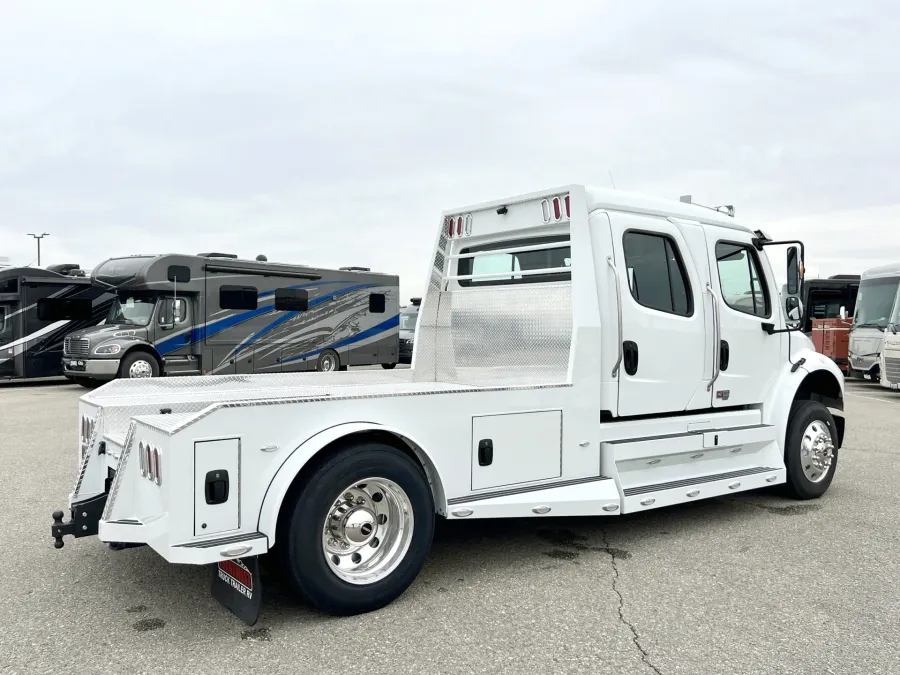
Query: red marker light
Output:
[[552, 197, 561, 220]]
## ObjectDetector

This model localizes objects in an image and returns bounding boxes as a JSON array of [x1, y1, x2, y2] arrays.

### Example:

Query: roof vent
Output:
[[198, 252, 238, 259], [339, 266, 371, 272], [256, 254, 268, 262]]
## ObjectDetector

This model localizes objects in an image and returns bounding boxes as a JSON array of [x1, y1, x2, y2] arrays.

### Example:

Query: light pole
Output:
[[27, 232, 49, 266]]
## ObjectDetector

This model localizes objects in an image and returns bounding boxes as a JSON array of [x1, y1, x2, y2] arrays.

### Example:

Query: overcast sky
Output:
[[2, 0, 899, 300]]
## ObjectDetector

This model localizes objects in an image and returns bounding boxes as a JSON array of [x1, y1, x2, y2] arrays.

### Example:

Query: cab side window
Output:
[[622, 231, 692, 316], [715, 242, 770, 318], [158, 298, 189, 325]]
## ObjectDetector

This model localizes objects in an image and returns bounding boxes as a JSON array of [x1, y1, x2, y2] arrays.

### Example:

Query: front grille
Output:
[[64, 337, 90, 357], [885, 357, 900, 384]]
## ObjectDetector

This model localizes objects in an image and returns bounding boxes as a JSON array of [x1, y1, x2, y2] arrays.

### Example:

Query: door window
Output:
[[622, 231, 692, 316], [158, 298, 189, 326], [715, 242, 770, 318]]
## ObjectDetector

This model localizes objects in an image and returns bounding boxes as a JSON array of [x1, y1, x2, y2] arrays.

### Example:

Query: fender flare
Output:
[[762, 347, 845, 451], [256, 422, 447, 547]]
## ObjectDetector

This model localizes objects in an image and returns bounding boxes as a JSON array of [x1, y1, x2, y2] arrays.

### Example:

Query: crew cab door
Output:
[[606, 212, 713, 416], [703, 229, 783, 407]]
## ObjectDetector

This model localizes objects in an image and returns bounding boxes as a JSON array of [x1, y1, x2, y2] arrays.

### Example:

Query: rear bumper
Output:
[[52, 481, 268, 565], [62, 357, 120, 379]]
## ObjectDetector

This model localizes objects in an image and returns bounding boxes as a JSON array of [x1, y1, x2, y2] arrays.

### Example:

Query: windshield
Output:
[[400, 313, 418, 330], [853, 277, 900, 330], [107, 294, 156, 327]]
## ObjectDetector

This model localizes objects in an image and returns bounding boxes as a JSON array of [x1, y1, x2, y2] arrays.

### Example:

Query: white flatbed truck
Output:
[[51, 185, 846, 625]]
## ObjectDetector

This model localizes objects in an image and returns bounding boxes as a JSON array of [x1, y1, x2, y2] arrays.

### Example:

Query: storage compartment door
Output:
[[471, 411, 562, 491], [194, 438, 240, 536]]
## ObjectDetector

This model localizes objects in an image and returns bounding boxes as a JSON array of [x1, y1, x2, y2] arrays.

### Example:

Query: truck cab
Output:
[[52, 185, 845, 625], [848, 264, 900, 381], [62, 255, 197, 384], [63, 288, 193, 382]]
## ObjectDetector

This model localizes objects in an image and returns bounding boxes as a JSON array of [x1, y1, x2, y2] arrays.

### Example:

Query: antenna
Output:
[[608, 170, 616, 190]]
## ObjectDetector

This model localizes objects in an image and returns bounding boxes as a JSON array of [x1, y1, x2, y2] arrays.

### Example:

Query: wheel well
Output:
[[793, 370, 845, 448], [274, 429, 446, 539]]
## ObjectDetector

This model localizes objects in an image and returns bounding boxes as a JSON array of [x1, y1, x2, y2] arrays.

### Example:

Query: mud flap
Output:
[[211, 556, 262, 626]]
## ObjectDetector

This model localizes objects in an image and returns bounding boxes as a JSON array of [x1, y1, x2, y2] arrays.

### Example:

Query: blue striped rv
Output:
[[61, 252, 400, 386]]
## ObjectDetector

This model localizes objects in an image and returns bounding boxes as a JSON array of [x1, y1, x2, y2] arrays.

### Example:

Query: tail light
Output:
[[139, 441, 147, 477], [137, 441, 162, 485], [541, 194, 571, 223], [153, 447, 161, 486]]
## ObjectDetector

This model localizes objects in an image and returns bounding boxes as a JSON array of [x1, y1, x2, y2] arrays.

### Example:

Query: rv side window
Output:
[[369, 293, 386, 313], [715, 242, 770, 318], [457, 235, 571, 287], [36, 297, 94, 321], [274, 288, 308, 311], [0, 307, 8, 337], [220, 285, 258, 310], [622, 231, 692, 317]]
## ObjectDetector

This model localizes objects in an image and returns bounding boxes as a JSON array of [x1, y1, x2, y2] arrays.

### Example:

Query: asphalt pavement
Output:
[[0, 376, 898, 675]]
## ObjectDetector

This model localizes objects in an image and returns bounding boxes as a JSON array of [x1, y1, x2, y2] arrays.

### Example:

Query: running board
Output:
[[446, 475, 621, 519], [621, 466, 785, 514]]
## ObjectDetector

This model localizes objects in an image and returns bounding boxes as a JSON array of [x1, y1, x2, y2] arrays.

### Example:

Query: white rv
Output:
[[51, 185, 846, 625], [848, 263, 900, 381]]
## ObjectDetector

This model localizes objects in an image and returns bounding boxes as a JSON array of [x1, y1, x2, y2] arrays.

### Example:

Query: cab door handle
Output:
[[623, 341, 639, 376]]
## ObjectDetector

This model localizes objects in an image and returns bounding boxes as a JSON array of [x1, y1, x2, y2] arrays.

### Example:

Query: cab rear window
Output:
[[456, 235, 571, 287]]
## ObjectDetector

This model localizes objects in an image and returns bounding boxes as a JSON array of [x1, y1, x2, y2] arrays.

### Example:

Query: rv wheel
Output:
[[381, 362, 397, 369], [316, 349, 340, 372], [783, 400, 839, 500], [276, 441, 435, 615], [119, 352, 159, 379]]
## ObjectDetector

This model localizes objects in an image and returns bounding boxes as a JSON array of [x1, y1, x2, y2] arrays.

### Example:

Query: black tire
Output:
[[72, 377, 102, 389], [118, 351, 159, 379], [783, 400, 839, 500], [276, 441, 435, 616], [316, 349, 341, 372], [381, 362, 397, 369]]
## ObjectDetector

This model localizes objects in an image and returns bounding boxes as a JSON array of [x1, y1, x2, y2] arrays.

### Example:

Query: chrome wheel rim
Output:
[[320, 353, 336, 371], [128, 359, 153, 378], [800, 420, 834, 483], [322, 477, 414, 585]]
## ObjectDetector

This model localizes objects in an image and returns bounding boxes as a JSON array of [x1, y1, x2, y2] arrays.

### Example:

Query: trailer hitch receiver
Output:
[[50, 492, 108, 549]]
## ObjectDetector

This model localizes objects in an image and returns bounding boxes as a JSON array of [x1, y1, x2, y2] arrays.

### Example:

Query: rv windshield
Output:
[[107, 294, 156, 327], [400, 313, 418, 330], [853, 277, 900, 330]]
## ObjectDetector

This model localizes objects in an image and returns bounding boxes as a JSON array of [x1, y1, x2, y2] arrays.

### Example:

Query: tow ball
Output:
[[49, 492, 108, 549]]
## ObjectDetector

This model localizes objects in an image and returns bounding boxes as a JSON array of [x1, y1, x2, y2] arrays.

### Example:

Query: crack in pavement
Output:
[[600, 529, 663, 675]]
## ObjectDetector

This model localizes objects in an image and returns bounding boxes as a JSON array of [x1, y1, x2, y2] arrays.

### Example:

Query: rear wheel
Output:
[[381, 362, 397, 369], [276, 441, 435, 615], [316, 349, 340, 372], [783, 400, 838, 499]]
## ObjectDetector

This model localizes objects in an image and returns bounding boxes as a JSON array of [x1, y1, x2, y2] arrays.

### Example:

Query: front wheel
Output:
[[119, 352, 159, 379], [783, 400, 839, 499], [276, 442, 435, 615]]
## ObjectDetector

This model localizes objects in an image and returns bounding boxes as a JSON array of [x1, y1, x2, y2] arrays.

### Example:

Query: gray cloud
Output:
[[1, 0, 899, 297]]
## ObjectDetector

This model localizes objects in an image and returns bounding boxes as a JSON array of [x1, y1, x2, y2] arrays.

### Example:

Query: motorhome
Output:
[[0, 264, 115, 381], [398, 297, 421, 364], [847, 263, 900, 381], [61, 253, 400, 386], [51, 185, 845, 626]]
